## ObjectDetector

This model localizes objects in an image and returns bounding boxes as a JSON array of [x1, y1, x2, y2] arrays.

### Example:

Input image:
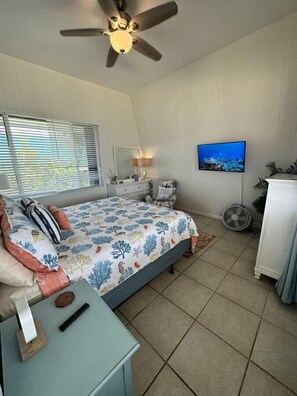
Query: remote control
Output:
[[59, 303, 90, 332]]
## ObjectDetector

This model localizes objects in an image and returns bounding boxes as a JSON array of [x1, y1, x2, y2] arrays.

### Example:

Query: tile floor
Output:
[[114, 215, 297, 396]]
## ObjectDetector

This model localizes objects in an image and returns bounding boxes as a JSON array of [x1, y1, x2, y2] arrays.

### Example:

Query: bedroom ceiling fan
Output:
[[60, 0, 178, 68]]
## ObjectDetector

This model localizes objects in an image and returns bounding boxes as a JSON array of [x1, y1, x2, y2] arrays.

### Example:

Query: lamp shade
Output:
[[129, 159, 138, 167], [110, 30, 133, 54], [137, 158, 152, 167], [0, 173, 12, 191]]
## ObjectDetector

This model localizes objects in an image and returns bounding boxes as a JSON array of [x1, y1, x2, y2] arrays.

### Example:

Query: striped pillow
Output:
[[26, 204, 61, 244], [47, 205, 71, 230], [21, 196, 39, 211]]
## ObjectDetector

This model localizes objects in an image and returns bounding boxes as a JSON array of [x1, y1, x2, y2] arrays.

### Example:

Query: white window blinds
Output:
[[0, 114, 102, 196]]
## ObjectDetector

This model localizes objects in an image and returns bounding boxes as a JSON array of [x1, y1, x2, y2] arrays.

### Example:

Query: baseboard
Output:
[[177, 206, 262, 233], [176, 206, 221, 220]]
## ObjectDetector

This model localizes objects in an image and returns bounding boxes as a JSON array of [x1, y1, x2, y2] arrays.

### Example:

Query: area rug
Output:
[[192, 231, 217, 254]]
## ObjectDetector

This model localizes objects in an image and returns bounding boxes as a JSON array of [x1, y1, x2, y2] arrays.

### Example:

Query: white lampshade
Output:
[[0, 173, 12, 191], [110, 30, 133, 54]]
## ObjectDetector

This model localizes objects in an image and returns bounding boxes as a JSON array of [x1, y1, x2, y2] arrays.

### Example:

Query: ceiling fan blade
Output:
[[98, 0, 121, 22], [131, 1, 178, 32], [133, 36, 162, 61], [106, 46, 119, 67], [60, 29, 105, 37]]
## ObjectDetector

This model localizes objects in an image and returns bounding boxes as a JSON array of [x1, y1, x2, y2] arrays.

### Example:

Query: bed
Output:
[[0, 197, 198, 319]]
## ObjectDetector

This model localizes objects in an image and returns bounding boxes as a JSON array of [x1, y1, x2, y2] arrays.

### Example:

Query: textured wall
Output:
[[131, 14, 297, 223], [0, 53, 139, 207]]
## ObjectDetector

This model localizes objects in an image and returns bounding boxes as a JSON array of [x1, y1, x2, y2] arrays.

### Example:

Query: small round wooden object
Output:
[[55, 291, 75, 308]]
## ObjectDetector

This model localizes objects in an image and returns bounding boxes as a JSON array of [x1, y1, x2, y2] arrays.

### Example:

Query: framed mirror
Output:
[[113, 146, 142, 180]]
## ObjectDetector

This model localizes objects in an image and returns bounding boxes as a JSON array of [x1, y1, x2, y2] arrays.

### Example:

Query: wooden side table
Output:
[[0, 280, 139, 396]]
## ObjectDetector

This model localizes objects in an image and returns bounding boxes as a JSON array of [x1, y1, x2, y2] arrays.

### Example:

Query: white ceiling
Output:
[[0, 0, 297, 93]]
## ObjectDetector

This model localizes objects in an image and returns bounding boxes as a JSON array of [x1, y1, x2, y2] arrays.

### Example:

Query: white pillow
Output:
[[0, 231, 36, 287], [156, 186, 174, 201], [0, 282, 42, 321]]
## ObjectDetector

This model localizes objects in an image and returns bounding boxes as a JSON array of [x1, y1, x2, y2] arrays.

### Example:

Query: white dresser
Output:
[[254, 174, 297, 280], [107, 180, 151, 201]]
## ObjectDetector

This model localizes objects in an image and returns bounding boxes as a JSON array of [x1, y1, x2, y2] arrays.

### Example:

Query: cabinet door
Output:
[[254, 178, 297, 279]]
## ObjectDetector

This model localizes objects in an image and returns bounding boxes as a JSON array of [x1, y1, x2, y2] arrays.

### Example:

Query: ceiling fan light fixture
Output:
[[110, 30, 132, 54]]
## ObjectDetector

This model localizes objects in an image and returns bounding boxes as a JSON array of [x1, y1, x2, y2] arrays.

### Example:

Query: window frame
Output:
[[0, 110, 104, 198]]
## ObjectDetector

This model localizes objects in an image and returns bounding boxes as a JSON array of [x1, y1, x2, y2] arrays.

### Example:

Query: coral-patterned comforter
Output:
[[42, 197, 198, 297]]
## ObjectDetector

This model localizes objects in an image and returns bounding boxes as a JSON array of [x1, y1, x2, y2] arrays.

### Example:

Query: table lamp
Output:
[[137, 158, 152, 179], [129, 158, 138, 175]]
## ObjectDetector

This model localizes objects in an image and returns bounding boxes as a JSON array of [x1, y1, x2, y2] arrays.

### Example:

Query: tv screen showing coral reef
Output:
[[198, 141, 246, 172]]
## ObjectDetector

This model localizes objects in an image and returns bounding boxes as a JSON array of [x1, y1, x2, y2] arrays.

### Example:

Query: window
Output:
[[0, 113, 102, 197]]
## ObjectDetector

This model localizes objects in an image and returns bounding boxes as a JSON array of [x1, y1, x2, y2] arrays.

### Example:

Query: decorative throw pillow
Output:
[[0, 197, 5, 211], [26, 204, 61, 244], [0, 230, 35, 287], [47, 205, 71, 231], [0, 195, 23, 212], [1, 210, 59, 272], [162, 180, 177, 188], [156, 186, 174, 201], [0, 282, 42, 321], [20, 196, 39, 211]]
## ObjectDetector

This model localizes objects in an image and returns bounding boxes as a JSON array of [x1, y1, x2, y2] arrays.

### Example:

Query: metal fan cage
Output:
[[221, 204, 252, 231]]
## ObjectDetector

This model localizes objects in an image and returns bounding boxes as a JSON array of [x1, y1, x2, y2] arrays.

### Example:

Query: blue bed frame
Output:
[[102, 238, 191, 309]]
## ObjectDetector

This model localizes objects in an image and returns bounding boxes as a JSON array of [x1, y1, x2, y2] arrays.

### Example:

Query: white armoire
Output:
[[254, 174, 297, 280]]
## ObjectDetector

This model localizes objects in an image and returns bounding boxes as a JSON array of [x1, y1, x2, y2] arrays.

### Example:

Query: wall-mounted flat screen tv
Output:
[[198, 141, 246, 172]]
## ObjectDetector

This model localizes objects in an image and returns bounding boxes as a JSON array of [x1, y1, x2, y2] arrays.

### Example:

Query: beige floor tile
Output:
[[132, 295, 194, 360], [248, 236, 260, 248], [213, 238, 246, 256], [230, 257, 271, 289], [209, 219, 223, 225], [251, 320, 297, 393], [113, 308, 129, 325], [217, 273, 268, 315], [263, 289, 297, 337], [222, 230, 254, 245], [149, 268, 180, 293], [198, 293, 260, 357], [193, 236, 219, 258], [240, 246, 258, 262], [162, 274, 213, 318], [168, 322, 247, 396], [173, 255, 197, 272], [184, 259, 227, 290], [146, 365, 194, 396], [194, 215, 214, 226], [200, 247, 238, 271], [118, 285, 158, 320], [200, 223, 228, 237], [127, 324, 164, 396], [241, 362, 295, 396]]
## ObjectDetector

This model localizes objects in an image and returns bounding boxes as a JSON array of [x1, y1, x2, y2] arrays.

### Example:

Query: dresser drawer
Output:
[[107, 181, 151, 201], [133, 182, 149, 192], [117, 185, 134, 195]]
